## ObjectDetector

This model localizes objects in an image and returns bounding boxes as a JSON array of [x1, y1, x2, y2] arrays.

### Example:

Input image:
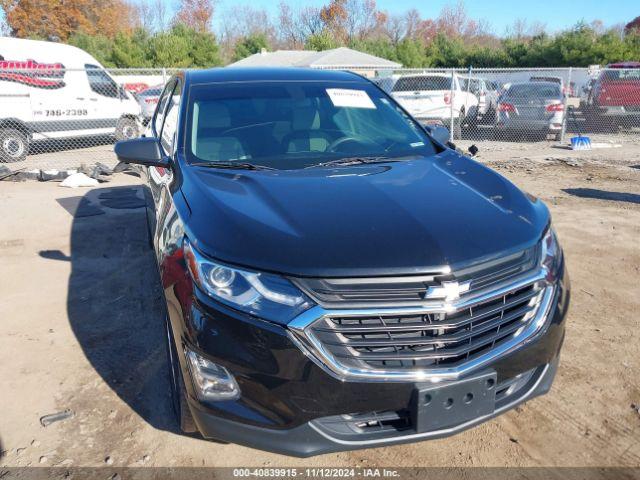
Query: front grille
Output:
[[292, 246, 538, 307], [306, 282, 544, 372]]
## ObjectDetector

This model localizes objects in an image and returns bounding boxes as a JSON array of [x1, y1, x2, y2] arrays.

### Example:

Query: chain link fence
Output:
[[1, 65, 639, 175], [371, 66, 640, 145]]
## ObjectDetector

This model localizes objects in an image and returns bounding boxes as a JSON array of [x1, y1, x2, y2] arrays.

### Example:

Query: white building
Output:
[[227, 47, 401, 77]]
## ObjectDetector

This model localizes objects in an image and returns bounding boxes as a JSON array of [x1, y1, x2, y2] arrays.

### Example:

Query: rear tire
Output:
[[0, 128, 29, 163], [115, 117, 140, 141], [165, 314, 197, 434], [452, 115, 463, 140]]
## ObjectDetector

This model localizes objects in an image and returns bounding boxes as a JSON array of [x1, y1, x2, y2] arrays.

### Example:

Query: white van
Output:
[[0, 37, 142, 162], [391, 73, 478, 137]]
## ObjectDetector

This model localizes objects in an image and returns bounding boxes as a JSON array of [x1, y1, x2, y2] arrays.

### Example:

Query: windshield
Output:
[[530, 77, 561, 84], [392, 76, 452, 92], [506, 84, 561, 99], [186, 81, 438, 169], [140, 87, 162, 97], [602, 69, 640, 81]]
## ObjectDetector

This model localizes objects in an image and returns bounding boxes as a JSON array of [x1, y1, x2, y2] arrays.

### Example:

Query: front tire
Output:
[[115, 117, 140, 141], [165, 314, 197, 434], [0, 128, 29, 163], [452, 113, 463, 140]]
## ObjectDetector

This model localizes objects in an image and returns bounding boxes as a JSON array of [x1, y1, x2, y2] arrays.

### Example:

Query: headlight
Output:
[[541, 226, 562, 282], [183, 237, 313, 323]]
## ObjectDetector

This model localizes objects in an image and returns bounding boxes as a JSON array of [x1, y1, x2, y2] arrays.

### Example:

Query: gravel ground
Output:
[[0, 139, 639, 470]]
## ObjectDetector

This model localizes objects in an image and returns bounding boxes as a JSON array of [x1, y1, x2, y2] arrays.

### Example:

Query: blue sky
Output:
[[1, 0, 638, 36], [212, 0, 638, 34]]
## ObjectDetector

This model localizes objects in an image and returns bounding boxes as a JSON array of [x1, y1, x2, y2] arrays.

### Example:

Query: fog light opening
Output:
[[185, 349, 241, 402]]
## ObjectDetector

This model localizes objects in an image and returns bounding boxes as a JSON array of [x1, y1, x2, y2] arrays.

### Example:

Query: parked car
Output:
[[371, 75, 398, 94], [0, 37, 142, 162], [391, 73, 478, 136], [136, 85, 164, 123], [583, 62, 640, 130], [114, 67, 570, 457], [459, 76, 499, 125], [528, 75, 566, 95], [495, 82, 566, 140]]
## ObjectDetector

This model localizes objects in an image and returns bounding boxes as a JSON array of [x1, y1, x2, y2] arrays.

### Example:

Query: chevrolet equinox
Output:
[[114, 68, 570, 457]]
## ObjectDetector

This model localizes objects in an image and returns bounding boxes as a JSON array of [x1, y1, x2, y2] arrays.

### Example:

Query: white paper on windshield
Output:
[[326, 89, 376, 109]]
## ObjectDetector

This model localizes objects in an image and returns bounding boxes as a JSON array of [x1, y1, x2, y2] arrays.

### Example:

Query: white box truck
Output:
[[0, 37, 142, 162]]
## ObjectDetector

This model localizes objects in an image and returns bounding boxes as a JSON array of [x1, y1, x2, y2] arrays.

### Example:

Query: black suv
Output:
[[115, 68, 570, 457]]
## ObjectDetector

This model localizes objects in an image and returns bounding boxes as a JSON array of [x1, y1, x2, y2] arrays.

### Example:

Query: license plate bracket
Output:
[[411, 371, 497, 433]]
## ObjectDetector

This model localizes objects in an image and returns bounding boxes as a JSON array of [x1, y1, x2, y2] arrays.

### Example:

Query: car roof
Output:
[[139, 84, 164, 93], [185, 67, 367, 85], [607, 62, 640, 68], [394, 73, 451, 79], [0, 36, 102, 68], [507, 81, 562, 90]]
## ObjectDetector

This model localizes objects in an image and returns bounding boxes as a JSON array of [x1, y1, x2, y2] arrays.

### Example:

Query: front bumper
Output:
[[496, 119, 563, 132], [165, 264, 569, 457], [597, 106, 640, 117], [189, 357, 560, 457]]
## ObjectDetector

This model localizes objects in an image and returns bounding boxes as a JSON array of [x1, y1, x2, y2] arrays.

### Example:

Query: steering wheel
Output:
[[327, 135, 369, 152]]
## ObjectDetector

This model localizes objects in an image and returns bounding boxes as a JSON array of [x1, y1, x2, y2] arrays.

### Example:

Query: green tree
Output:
[[147, 24, 221, 67], [67, 32, 115, 66], [305, 30, 339, 51], [395, 39, 426, 68], [349, 38, 398, 63], [110, 29, 152, 68], [425, 34, 467, 67], [232, 33, 269, 62], [148, 29, 192, 67]]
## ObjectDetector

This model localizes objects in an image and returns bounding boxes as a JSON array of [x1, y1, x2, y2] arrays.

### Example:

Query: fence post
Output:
[[559, 66, 572, 143], [449, 69, 455, 142], [162, 68, 167, 85]]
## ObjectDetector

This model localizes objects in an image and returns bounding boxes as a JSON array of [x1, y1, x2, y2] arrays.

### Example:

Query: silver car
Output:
[[136, 85, 164, 123], [495, 82, 565, 140]]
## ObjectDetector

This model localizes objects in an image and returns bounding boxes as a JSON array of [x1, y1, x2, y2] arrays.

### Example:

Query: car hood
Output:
[[179, 150, 549, 277]]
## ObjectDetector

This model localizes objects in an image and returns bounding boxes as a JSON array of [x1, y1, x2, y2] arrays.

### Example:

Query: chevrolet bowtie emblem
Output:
[[424, 280, 471, 301]]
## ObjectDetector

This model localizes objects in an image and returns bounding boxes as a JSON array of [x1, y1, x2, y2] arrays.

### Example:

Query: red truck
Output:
[[584, 62, 640, 130]]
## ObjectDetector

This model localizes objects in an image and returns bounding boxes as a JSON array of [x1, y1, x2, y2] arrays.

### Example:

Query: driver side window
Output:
[[160, 79, 182, 154], [153, 79, 176, 139], [85, 64, 120, 98]]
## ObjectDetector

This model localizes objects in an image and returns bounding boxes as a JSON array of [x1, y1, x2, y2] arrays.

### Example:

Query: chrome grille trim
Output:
[[291, 247, 538, 307], [287, 268, 554, 382]]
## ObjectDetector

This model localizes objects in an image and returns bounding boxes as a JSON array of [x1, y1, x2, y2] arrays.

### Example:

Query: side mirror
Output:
[[424, 124, 451, 145], [114, 137, 170, 167]]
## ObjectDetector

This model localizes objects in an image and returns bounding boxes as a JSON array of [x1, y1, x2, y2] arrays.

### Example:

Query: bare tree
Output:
[[174, 0, 215, 32], [383, 13, 406, 45], [133, 0, 155, 32], [505, 18, 546, 39], [403, 8, 422, 39], [318, 0, 384, 43], [437, 0, 468, 38], [506, 18, 528, 39], [276, 1, 323, 49], [154, 0, 169, 31], [344, 0, 381, 41], [217, 4, 275, 61], [219, 4, 274, 42], [0, 11, 10, 36]]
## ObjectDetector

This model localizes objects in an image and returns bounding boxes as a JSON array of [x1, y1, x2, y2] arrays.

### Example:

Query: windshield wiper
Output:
[[306, 156, 392, 169], [192, 161, 275, 171]]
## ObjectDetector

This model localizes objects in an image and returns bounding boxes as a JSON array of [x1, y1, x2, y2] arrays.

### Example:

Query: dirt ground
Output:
[[0, 139, 639, 470]]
